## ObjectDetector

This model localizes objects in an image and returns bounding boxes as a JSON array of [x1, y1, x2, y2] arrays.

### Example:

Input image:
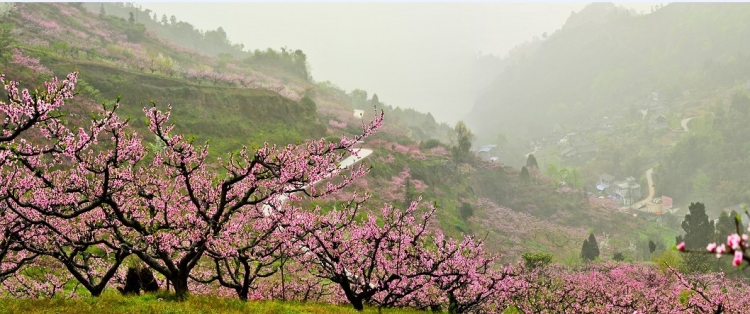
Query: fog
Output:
[[142, 2, 654, 125]]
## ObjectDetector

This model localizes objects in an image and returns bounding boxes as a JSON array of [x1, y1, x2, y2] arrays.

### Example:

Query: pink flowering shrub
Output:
[[11, 49, 52, 76], [378, 153, 395, 164], [17, 10, 62, 34], [328, 119, 347, 129], [588, 195, 624, 212], [473, 198, 588, 260], [508, 263, 750, 313], [56, 4, 79, 17], [411, 178, 428, 193], [383, 167, 411, 202], [428, 145, 450, 156], [555, 186, 578, 194]]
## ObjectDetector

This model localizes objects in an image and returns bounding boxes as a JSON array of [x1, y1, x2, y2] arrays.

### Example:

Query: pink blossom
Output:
[[727, 233, 742, 250], [716, 244, 727, 258], [734, 250, 743, 266], [707, 242, 717, 252]]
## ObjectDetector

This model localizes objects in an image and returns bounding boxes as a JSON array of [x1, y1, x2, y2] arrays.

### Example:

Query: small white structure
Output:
[[477, 144, 497, 161], [353, 109, 364, 118], [613, 176, 642, 206]]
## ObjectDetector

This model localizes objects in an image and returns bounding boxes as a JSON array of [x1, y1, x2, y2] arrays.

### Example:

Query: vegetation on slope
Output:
[[469, 3, 750, 140], [2, 2, 323, 157], [656, 92, 750, 214]]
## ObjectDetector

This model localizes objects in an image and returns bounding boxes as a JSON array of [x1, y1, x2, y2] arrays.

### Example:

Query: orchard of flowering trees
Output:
[[0, 72, 511, 312], [6, 72, 750, 313]]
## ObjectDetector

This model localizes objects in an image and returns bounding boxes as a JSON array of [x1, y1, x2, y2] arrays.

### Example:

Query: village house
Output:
[[613, 176, 642, 206], [560, 146, 577, 159], [649, 113, 668, 130], [559, 133, 599, 160], [598, 173, 615, 187], [477, 144, 498, 161]]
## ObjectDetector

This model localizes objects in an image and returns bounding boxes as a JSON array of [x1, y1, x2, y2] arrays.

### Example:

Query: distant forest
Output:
[[469, 3, 750, 139], [88, 2, 310, 80]]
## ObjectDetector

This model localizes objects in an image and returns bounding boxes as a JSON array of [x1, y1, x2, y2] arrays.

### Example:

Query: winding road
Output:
[[680, 117, 695, 133], [634, 115, 696, 210], [634, 168, 655, 209], [269, 148, 373, 208], [339, 148, 373, 169]]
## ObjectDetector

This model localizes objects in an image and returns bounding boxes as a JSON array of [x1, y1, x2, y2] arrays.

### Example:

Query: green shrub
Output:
[[522, 252, 554, 269]]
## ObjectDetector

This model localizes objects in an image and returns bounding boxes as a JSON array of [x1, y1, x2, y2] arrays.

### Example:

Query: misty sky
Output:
[[142, 2, 656, 125]]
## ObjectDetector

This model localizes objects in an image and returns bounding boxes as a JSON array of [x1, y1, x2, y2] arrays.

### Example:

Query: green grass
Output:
[[11, 50, 326, 159], [0, 292, 427, 314]]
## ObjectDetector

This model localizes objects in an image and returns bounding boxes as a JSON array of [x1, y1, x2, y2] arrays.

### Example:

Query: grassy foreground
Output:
[[0, 292, 428, 314]]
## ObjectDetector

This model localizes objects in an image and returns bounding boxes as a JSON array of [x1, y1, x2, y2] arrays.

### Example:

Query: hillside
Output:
[[86, 2, 251, 59], [1, 3, 325, 157], [655, 91, 750, 216], [468, 3, 750, 141], [0, 2, 675, 266], [312, 141, 675, 264]]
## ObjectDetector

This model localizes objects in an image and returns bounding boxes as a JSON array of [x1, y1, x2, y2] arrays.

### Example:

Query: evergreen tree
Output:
[[371, 93, 380, 107], [99, 4, 106, 18], [680, 202, 715, 272], [580, 238, 590, 261], [715, 210, 739, 243], [587, 233, 599, 259], [520, 166, 530, 181], [526, 153, 539, 169], [128, 12, 135, 23], [580, 233, 599, 261], [648, 240, 656, 254], [681, 202, 714, 249], [161, 14, 168, 25]]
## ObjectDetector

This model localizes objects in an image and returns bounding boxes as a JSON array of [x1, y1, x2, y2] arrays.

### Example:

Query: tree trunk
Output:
[[448, 292, 459, 314], [171, 275, 190, 300], [340, 281, 364, 311], [351, 298, 364, 311], [237, 287, 248, 301]]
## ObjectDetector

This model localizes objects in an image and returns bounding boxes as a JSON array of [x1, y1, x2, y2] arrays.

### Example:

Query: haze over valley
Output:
[[140, 2, 656, 125]]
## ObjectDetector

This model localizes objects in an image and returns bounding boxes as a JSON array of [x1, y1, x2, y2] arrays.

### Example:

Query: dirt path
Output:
[[680, 117, 695, 132], [644, 168, 654, 201], [273, 148, 372, 205], [339, 148, 373, 168], [634, 168, 655, 210]]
